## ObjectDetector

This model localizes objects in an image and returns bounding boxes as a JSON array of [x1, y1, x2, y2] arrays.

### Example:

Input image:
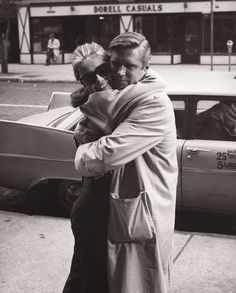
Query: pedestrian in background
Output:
[[45, 33, 60, 65]]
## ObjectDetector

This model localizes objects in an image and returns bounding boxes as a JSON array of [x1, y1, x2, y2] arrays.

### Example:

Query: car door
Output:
[[181, 96, 236, 213], [0, 120, 79, 191]]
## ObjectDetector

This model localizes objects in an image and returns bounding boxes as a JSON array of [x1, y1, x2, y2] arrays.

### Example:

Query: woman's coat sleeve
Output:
[[75, 93, 174, 177]]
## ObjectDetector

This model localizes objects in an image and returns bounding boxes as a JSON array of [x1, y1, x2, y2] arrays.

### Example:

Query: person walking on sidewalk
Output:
[[45, 33, 60, 65]]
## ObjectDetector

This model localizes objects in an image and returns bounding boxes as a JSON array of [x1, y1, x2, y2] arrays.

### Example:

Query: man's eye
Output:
[[111, 62, 120, 68], [126, 64, 135, 69]]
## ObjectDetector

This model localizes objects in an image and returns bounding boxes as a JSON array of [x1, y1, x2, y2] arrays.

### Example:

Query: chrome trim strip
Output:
[[0, 153, 74, 163], [0, 104, 47, 108], [183, 167, 236, 175]]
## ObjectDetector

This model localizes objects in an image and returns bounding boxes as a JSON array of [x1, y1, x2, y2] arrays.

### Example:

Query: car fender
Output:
[[0, 120, 79, 191]]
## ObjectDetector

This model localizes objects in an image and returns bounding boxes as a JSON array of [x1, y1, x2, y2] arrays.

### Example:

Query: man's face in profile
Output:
[[110, 46, 147, 90]]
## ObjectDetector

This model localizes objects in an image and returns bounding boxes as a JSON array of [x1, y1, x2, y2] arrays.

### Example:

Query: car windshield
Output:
[[50, 107, 83, 131]]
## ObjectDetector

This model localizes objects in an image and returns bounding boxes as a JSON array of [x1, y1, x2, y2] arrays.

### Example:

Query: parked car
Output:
[[0, 91, 236, 214]]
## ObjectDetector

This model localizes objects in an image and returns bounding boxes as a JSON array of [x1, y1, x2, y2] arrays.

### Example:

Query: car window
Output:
[[171, 100, 185, 139], [194, 99, 236, 141]]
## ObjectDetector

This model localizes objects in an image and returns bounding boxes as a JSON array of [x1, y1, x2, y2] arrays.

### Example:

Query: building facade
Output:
[[18, 0, 236, 64]]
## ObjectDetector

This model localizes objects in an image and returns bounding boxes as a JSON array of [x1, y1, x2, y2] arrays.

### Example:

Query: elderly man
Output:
[[63, 32, 178, 293]]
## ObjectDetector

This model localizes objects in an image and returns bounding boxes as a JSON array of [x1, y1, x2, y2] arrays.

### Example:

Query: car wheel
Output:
[[50, 180, 82, 211]]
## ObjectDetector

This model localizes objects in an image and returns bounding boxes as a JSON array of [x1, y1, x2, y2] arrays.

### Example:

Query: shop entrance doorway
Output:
[[182, 15, 201, 64]]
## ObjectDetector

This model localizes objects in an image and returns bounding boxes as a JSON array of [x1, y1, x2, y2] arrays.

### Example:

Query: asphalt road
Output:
[[0, 81, 78, 120], [0, 80, 236, 235]]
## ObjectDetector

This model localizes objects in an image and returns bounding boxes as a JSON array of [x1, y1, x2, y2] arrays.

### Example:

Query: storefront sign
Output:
[[93, 4, 163, 14], [30, 2, 215, 17], [46, 7, 56, 14], [202, 2, 211, 14]]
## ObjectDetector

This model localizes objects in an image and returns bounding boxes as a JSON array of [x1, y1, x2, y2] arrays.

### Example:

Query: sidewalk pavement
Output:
[[0, 63, 236, 93], [0, 210, 236, 293]]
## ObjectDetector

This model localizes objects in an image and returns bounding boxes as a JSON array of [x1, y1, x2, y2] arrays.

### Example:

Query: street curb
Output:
[[0, 77, 76, 83]]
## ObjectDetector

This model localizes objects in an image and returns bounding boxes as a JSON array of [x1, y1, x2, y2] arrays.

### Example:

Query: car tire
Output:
[[49, 180, 82, 211]]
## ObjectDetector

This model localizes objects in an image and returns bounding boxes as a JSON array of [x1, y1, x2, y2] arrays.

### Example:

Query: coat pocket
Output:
[[108, 192, 155, 243]]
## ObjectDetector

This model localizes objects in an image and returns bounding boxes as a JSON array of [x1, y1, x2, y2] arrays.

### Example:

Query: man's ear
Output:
[[144, 63, 149, 72], [145, 55, 151, 70]]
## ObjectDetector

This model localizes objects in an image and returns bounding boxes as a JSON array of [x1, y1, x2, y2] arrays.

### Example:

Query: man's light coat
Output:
[[75, 69, 178, 293]]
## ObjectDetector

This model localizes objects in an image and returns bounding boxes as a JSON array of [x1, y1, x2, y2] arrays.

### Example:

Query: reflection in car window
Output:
[[53, 108, 83, 131], [171, 100, 185, 139], [50, 112, 71, 129], [195, 99, 236, 141]]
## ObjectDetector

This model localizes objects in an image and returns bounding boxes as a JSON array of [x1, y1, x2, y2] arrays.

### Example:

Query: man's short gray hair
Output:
[[109, 32, 151, 67]]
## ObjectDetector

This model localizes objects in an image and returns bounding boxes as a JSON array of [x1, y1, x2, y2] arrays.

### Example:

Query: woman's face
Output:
[[78, 57, 111, 93]]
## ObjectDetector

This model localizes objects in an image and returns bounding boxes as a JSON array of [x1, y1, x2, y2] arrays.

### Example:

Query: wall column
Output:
[[120, 15, 133, 33], [18, 6, 31, 63]]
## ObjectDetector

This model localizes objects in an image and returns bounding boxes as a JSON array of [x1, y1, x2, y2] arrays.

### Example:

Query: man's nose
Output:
[[117, 65, 126, 75], [95, 74, 104, 82]]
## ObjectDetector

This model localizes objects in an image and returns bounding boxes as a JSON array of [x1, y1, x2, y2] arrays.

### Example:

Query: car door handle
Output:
[[186, 147, 211, 154]]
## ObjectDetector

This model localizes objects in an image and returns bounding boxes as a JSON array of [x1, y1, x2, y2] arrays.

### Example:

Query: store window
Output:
[[134, 14, 181, 53], [203, 13, 236, 53], [62, 16, 119, 51], [32, 15, 119, 53], [31, 18, 63, 53], [85, 16, 119, 49]]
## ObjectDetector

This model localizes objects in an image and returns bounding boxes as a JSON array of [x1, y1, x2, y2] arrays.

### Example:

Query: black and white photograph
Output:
[[0, 0, 236, 292]]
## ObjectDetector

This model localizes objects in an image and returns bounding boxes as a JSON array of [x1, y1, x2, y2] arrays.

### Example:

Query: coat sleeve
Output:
[[55, 39, 60, 49], [75, 93, 174, 177]]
